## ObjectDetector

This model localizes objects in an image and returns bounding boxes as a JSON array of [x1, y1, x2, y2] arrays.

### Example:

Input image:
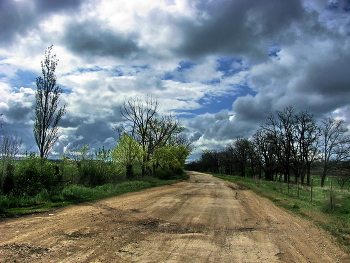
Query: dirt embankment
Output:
[[0, 171, 349, 262]]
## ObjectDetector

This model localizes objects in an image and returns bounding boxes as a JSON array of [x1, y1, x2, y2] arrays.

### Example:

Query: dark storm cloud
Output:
[[301, 54, 350, 96], [0, 88, 35, 124], [0, 0, 84, 46], [35, 0, 85, 13], [59, 116, 89, 129], [5, 100, 33, 123], [173, 0, 305, 60], [0, 0, 35, 45], [72, 121, 116, 148], [232, 94, 271, 123], [62, 19, 143, 59]]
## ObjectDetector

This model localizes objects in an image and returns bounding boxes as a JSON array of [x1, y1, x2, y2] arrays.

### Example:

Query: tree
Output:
[[120, 95, 187, 176], [260, 106, 296, 182], [253, 129, 277, 181], [293, 111, 320, 185], [120, 95, 159, 176], [200, 149, 220, 173], [219, 145, 235, 175], [112, 134, 144, 179], [320, 117, 350, 187], [33, 45, 66, 158], [232, 138, 253, 178], [152, 145, 190, 178]]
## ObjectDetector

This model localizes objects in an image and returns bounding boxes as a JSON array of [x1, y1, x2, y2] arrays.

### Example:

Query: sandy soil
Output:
[[0, 171, 349, 263]]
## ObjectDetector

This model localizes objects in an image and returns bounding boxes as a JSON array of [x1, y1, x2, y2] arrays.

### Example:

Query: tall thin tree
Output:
[[33, 45, 66, 158]]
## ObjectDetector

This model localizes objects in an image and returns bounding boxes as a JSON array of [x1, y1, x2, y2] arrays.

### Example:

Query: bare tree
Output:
[[294, 111, 320, 185], [260, 106, 296, 183], [259, 106, 320, 184], [253, 129, 277, 181], [232, 138, 253, 178], [120, 95, 188, 176], [120, 95, 159, 176], [320, 117, 350, 187], [33, 45, 66, 158]]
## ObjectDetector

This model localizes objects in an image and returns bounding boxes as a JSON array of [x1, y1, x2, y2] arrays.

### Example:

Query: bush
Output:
[[77, 160, 117, 187], [2, 163, 15, 195], [13, 155, 62, 197], [154, 167, 173, 180]]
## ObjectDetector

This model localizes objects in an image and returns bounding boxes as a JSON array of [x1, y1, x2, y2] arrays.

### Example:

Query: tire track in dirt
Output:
[[0, 171, 349, 262]]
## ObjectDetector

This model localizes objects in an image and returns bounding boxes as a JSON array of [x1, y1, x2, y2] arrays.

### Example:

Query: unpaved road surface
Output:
[[0, 172, 349, 262]]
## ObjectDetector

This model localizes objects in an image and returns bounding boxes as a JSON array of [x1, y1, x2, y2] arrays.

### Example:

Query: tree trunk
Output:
[[126, 164, 134, 179]]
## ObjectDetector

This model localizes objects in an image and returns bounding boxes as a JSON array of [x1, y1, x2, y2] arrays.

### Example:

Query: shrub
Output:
[[13, 155, 62, 197]]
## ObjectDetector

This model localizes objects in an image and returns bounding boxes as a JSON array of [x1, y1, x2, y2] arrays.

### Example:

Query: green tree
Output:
[[120, 95, 187, 176], [112, 134, 144, 179], [152, 145, 190, 178], [33, 45, 66, 158]]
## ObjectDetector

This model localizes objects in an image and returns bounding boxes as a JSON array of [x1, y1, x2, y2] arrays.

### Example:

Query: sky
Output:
[[1, 0, 350, 160]]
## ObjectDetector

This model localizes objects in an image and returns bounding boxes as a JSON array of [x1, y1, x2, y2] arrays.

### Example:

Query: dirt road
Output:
[[0, 172, 349, 262]]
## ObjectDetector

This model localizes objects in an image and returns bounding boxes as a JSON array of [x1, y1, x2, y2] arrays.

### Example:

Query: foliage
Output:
[[120, 95, 190, 176], [111, 134, 144, 179], [0, 175, 187, 215], [153, 145, 189, 171], [12, 154, 62, 197], [0, 134, 23, 194], [66, 145, 119, 187]]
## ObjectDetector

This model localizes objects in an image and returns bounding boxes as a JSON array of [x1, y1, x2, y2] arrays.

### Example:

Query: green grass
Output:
[[0, 172, 189, 217], [209, 172, 350, 248]]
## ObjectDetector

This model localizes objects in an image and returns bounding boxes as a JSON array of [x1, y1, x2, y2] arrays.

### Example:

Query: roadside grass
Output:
[[210, 173, 350, 248], [0, 172, 189, 217]]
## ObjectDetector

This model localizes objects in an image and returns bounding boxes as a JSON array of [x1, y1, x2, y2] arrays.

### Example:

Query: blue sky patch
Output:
[[163, 72, 174, 80], [204, 78, 221, 85], [177, 60, 196, 72], [216, 56, 245, 78], [132, 64, 149, 73], [77, 66, 103, 73], [177, 85, 257, 117], [10, 69, 38, 90], [268, 43, 281, 59]]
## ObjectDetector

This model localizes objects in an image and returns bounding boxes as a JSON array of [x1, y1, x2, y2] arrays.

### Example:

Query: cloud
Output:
[[0, 87, 35, 124], [61, 18, 143, 59], [171, 0, 305, 60], [0, 0, 84, 47]]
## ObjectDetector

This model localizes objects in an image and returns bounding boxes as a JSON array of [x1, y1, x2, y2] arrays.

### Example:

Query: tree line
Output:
[[187, 106, 350, 187], [0, 46, 190, 197]]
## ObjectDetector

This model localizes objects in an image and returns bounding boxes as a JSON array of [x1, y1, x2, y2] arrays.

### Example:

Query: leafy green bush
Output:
[[13, 155, 62, 196], [154, 167, 173, 179]]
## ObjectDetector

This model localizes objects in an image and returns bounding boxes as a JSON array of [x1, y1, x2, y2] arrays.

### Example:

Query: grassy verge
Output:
[[0, 173, 189, 218], [209, 173, 350, 249]]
